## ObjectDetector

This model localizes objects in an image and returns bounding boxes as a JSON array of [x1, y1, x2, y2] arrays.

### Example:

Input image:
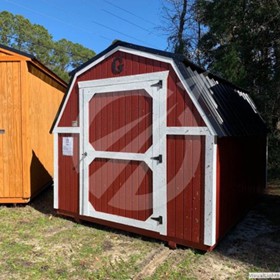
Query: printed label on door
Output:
[[62, 137, 73, 156]]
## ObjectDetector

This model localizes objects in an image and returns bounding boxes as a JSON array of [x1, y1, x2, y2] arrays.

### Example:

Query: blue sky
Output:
[[1, 0, 169, 54]]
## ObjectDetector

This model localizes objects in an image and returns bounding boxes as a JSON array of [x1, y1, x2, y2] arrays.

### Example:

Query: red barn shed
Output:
[[51, 41, 266, 251]]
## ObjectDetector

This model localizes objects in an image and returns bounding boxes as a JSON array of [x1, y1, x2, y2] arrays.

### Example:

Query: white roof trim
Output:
[[52, 45, 217, 136]]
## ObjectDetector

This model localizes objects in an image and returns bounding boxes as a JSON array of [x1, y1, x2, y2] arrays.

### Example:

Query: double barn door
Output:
[[79, 72, 168, 235]]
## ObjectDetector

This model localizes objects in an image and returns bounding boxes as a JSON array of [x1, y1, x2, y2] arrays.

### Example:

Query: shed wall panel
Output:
[[58, 134, 79, 214], [28, 67, 64, 196], [216, 136, 266, 241], [167, 136, 205, 244]]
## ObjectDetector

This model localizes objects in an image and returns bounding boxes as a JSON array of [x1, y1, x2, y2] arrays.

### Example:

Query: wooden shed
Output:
[[51, 41, 266, 250], [0, 44, 66, 204]]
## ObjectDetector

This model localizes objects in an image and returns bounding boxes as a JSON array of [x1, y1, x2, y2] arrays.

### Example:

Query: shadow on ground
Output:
[[30, 185, 56, 216], [29, 185, 162, 245], [213, 184, 280, 272]]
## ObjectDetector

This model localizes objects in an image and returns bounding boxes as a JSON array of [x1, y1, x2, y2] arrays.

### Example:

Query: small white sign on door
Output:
[[62, 137, 73, 156]]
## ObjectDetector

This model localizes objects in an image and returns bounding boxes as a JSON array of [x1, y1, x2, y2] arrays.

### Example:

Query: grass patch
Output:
[[0, 185, 279, 279]]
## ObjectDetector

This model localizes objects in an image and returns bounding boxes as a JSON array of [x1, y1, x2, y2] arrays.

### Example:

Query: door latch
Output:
[[151, 216, 163, 224], [72, 152, 87, 171], [151, 154, 162, 163]]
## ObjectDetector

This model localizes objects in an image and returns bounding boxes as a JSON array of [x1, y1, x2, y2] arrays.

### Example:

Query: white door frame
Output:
[[78, 71, 169, 235]]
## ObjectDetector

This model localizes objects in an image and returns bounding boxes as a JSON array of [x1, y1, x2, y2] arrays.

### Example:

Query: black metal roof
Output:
[[53, 41, 266, 137], [175, 59, 266, 137]]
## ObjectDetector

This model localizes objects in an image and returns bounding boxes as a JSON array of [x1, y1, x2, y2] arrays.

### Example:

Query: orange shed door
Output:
[[79, 72, 168, 235], [0, 61, 23, 201]]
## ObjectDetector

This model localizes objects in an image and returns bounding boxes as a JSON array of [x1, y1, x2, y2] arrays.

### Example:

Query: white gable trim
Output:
[[52, 45, 217, 136], [52, 76, 77, 131], [52, 47, 121, 131]]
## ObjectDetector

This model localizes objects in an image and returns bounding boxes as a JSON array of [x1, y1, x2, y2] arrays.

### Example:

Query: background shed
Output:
[[0, 45, 66, 203], [52, 41, 266, 250]]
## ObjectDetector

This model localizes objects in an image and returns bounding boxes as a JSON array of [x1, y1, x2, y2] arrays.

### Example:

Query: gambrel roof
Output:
[[52, 41, 266, 137]]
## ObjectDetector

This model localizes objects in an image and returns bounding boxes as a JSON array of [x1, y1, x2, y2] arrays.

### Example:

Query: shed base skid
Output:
[[0, 180, 53, 204], [0, 197, 30, 204], [56, 210, 213, 251]]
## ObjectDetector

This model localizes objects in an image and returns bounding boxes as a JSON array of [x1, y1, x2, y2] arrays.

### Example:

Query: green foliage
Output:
[[197, 0, 280, 177], [0, 11, 95, 81], [163, 0, 280, 176], [51, 38, 96, 81], [0, 11, 16, 45]]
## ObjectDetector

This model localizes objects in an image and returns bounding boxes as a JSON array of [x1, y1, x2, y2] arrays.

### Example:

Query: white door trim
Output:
[[79, 71, 168, 235]]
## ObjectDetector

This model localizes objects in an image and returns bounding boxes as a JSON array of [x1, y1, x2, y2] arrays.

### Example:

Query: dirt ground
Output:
[[135, 183, 280, 279], [191, 183, 280, 279]]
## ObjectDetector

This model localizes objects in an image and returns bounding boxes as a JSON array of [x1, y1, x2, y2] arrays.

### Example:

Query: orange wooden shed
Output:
[[0, 44, 66, 204]]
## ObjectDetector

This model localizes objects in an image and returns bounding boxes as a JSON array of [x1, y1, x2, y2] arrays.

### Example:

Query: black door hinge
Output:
[[151, 154, 162, 163], [151, 80, 162, 89], [151, 216, 163, 224]]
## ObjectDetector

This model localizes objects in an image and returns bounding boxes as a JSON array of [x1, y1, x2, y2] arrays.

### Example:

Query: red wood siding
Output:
[[89, 90, 152, 153], [216, 136, 266, 241], [58, 85, 79, 127], [167, 135, 205, 244], [58, 134, 79, 214], [89, 159, 152, 221], [58, 51, 204, 128], [167, 70, 205, 127]]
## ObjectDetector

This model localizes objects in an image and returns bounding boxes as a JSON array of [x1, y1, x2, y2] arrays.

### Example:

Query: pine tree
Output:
[[198, 0, 280, 176], [0, 11, 95, 81]]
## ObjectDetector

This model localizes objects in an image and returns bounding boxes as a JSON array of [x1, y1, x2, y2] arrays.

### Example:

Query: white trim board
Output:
[[78, 71, 169, 89], [53, 133, 59, 209], [53, 127, 80, 134], [204, 135, 217, 246], [166, 127, 211, 136]]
